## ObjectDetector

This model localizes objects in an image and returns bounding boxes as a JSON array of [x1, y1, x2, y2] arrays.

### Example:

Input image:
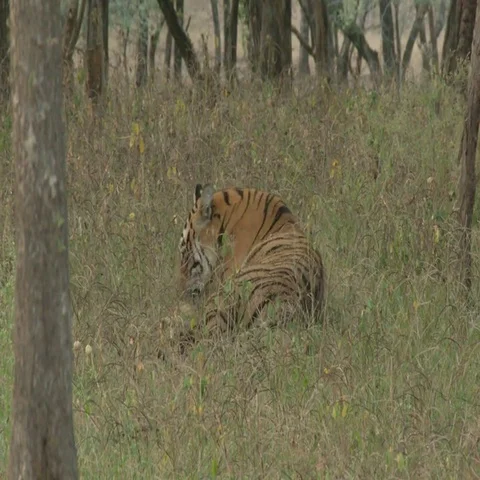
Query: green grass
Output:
[[1, 75, 480, 478]]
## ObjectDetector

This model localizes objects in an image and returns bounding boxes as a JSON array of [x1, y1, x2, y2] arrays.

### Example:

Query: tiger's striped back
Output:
[[177, 184, 325, 348]]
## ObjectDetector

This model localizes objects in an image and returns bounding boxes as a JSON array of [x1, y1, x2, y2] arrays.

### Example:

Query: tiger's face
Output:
[[178, 184, 219, 300]]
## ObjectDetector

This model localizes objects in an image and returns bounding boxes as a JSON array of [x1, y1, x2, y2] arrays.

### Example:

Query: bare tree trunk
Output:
[[246, 0, 262, 73], [442, 0, 478, 76], [149, 25, 162, 81], [379, 0, 395, 74], [428, 5, 439, 72], [210, 0, 221, 75], [157, 0, 201, 80], [174, 0, 184, 80], [401, 4, 428, 80], [0, 0, 10, 100], [165, 30, 173, 80], [101, 0, 109, 84], [63, 0, 87, 96], [418, 11, 430, 73], [85, 0, 105, 108], [393, 1, 401, 81], [225, 0, 239, 82], [136, 0, 148, 87], [457, 2, 480, 292], [223, 0, 230, 73], [299, 0, 310, 75], [260, 0, 292, 82], [312, 0, 329, 79], [8, 0, 78, 476]]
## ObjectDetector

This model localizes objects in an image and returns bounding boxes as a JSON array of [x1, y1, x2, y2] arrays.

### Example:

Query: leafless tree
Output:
[[210, 0, 221, 75], [85, 0, 106, 107], [379, 0, 395, 74], [157, 0, 201, 80], [442, 0, 477, 76], [0, 0, 9, 99], [174, 0, 184, 79], [8, 0, 78, 477], [136, 0, 149, 87], [63, 0, 87, 95], [457, 1, 480, 292]]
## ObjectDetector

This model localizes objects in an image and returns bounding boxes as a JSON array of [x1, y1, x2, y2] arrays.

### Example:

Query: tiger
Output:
[[177, 183, 325, 349]]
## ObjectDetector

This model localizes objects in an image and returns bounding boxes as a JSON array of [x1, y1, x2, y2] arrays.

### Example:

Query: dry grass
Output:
[[1, 73, 480, 478]]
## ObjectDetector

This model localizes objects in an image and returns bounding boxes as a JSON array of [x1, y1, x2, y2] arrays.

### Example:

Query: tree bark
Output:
[[223, 0, 230, 73], [298, 0, 310, 75], [457, 1, 480, 292], [157, 0, 201, 80], [63, 0, 87, 96], [174, 0, 184, 80], [149, 24, 162, 81], [85, 0, 105, 106], [225, 0, 239, 81], [312, 0, 329, 78], [101, 0, 109, 84], [210, 0, 221, 75], [8, 0, 78, 476], [245, 0, 262, 73], [342, 23, 381, 80], [0, 0, 10, 100], [401, 4, 428, 80], [164, 30, 173, 80], [379, 0, 395, 74], [136, 0, 148, 87], [442, 0, 478, 76], [259, 0, 292, 81]]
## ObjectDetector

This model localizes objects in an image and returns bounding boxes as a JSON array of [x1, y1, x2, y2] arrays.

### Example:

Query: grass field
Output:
[[1, 73, 479, 478]]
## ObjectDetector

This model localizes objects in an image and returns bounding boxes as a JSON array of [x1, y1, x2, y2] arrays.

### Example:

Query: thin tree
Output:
[[0, 0, 9, 99], [298, 0, 311, 75], [63, 0, 87, 96], [210, 0, 221, 75], [157, 0, 201, 80], [457, 2, 480, 292], [136, 0, 149, 87], [174, 0, 184, 79], [8, 0, 78, 477], [224, 0, 239, 82], [379, 0, 395, 74], [86, 0, 105, 107], [442, 0, 477, 76]]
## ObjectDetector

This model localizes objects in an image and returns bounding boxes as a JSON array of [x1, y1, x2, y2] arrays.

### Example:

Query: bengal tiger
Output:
[[177, 183, 325, 349]]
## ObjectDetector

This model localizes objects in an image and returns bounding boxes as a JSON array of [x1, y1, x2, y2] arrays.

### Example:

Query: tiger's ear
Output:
[[194, 183, 214, 221]]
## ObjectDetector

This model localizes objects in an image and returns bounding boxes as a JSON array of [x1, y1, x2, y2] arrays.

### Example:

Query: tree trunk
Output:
[[298, 0, 310, 75], [63, 0, 87, 96], [149, 25, 162, 81], [246, 0, 262, 73], [8, 0, 78, 476], [223, 0, 230, 73], [457, 1, 480, 292], [85, 0, 105, 107], [164, 30, 173, 80], [259, 0, 292, 81], [101, 0, 109, 84], [401, 4, 428, 80], [379, 0, 395, 74], [174, 0, 183, 80], [0, 0, 10, 100], [428, 5, 439, 72], [210, 0, 221, 75], [442, 0, 478, 76], [225, 0, 239, 82], [157, 0, 201, 80], [136, 0, 148, 88], [312, 0, 329, 78], [342, 23, 381, 81]]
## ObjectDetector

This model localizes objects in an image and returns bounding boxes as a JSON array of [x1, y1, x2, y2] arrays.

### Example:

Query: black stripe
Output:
[[235, 188, 244, 199], [263, 203, 291, 238], [223, 190, 231, 205], [251, 193, 274, 245]]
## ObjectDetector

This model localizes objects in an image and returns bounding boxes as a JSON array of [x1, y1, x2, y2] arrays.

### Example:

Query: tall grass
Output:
[[1, 74, 479, 478]]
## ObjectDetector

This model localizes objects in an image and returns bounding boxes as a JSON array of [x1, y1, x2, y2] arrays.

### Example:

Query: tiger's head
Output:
[[178, 184, 220, 300]]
